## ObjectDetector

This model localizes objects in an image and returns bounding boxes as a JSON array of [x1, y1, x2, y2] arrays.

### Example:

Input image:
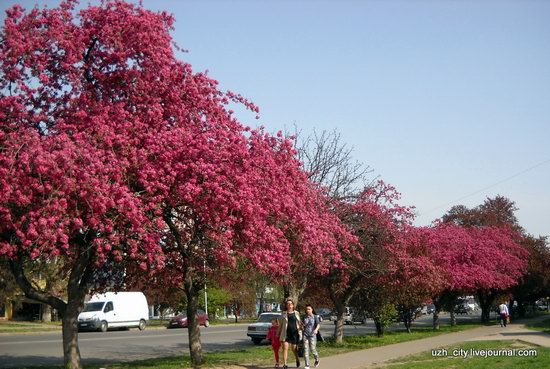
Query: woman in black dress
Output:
[[277, 299, 302, 369]]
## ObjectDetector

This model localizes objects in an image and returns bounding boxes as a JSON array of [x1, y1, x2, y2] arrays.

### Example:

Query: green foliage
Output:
[[374, 303, 398, 334], [198, 287, 231, 320]]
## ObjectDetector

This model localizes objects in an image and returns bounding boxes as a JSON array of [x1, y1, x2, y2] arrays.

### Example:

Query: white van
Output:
[[77, 292, 149, 332]]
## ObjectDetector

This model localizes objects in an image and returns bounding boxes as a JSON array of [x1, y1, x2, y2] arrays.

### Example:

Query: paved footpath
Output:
[[316, 315, 550, 369]]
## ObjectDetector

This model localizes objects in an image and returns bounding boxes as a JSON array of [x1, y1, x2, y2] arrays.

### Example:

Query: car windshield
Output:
[[257, 314, 280, 323], [83, 302, 104, 312]]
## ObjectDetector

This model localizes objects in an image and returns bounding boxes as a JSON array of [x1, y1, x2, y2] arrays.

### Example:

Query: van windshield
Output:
[[83, 302, 105, 312]]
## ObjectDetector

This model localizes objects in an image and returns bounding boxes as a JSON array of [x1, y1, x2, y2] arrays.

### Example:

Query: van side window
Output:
[[104, 302, 114, 313]]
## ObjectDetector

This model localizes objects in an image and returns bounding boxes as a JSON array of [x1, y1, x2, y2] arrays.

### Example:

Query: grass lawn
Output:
[[0, 320, 62, 333], [12, 322, 482, 368], [524, 317, 550, 334], [376, 340, 549, 369], [0, 318, 253, 333]]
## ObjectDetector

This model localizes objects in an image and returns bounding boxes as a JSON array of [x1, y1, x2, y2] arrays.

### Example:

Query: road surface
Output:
[[0, 312, 481, 368]]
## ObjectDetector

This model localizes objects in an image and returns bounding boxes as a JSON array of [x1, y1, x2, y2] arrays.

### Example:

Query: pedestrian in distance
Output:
[[278, 298, 302, 369], [267, 318, 282, 368], [498, 301, 509, 327], [301, 304, 320, 369]]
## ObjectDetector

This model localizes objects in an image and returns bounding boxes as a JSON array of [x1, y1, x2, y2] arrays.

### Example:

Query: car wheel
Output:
[[204, 320, 210, 327], [100, 321, 108, 332], [138, 319, 146, 331], [252, 338, 262, 345]]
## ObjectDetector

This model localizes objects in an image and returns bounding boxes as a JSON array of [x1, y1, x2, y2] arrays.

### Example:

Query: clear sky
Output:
[[2, 0, 549, 237]]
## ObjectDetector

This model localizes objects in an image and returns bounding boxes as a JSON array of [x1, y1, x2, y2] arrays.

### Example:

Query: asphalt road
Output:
[[0, 312, 482, 368]]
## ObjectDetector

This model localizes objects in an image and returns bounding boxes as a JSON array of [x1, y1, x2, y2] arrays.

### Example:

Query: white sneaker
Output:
[[304, 366, 310, 369]]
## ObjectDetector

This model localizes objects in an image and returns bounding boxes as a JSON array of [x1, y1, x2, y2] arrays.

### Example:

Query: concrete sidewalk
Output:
[[315, 315, 550, 369]]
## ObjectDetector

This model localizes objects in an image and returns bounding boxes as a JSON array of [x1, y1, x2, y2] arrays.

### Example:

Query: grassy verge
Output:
[[15, 322, 481, 368], [0, 320, 62, 333], [525, 317, 550, 334], [0, 318, 253, 333], [376, 340, 549, 369]]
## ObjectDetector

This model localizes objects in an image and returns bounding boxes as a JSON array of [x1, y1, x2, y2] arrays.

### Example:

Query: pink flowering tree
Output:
[[467, 226, 528, 323], [320, 181, 413, 342], [0, 1, 342, 367], [387, 225, 446, 333], [430, 223, 528, 325], [428, 223, 473, 328], [0, 2, 172, 368], [440, 197, 530, 324]]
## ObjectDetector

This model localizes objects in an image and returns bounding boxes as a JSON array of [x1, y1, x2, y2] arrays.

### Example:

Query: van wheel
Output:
[[100, 321, 108, 332], [204, 320, 210, 327], [138, 319, 146, 331]]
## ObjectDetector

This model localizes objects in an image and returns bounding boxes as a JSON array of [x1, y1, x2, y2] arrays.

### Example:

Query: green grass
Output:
[[0, 318, 253, 333], [525, 317, 550, 334], [0, 320, 62, 333], [12, 322, 483, 368], [376, 340, 549, 369]]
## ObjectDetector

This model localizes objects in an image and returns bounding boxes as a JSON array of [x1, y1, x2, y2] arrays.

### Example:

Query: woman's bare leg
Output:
[[283, 342, 289, 366]]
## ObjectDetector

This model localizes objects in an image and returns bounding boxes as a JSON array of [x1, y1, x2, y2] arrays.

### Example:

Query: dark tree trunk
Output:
[[403, 312, 412, 333], [184, 269, 203, 367], [477, 289, 494, 324], [431, 294, 445, 330], [333, 302, 345, 344], [373, 318, 384, 337], [9, 243, 93, 369], [233, 302, 240, 323]]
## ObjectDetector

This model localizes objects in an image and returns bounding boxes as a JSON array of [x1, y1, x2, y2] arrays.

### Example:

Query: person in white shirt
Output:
[[498, 302, 509, 327]]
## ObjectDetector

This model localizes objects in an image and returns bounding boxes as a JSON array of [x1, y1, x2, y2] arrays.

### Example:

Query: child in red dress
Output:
[[266, 318, 281, 368]]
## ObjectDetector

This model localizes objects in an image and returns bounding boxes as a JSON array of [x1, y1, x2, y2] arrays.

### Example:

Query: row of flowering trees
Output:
[[294, 183, 530, 341], [0, 2, 544, 369], [0, 2, 351, 367]]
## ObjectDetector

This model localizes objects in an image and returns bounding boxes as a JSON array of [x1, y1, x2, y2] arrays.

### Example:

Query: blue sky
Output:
[[2, 0, 549, 237]]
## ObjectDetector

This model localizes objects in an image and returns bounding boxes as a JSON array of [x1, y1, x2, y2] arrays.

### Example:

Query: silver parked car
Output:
[[247, 312, 282, 345]]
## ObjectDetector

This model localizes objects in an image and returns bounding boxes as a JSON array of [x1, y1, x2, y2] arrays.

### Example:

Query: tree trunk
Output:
[[258, 289, 265, 315], [61, 247, 93, 369], [432, 310, 440, 330], [184, 271, 204, 366], [449, 310, 456, 326], [10, 245, 92, 369], [432, 297, 444, 330], [404, 313, 412, 333], [477, 290, 493, 324], [373, 318, 384, 337], [283, 281, 306, 309], [332, 301, 345, 343], [41, 304, 52, 322], [61, 300, 83, 369]]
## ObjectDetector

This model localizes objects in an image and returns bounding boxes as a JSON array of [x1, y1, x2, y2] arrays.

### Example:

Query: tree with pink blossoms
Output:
[[0, 2, 174, 367], [431, 226, 528, 325], [440, 197, 529, 324], [387, 225, 446, 333], [1, 2, 352, 367], [320, 181, 413, 342]]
